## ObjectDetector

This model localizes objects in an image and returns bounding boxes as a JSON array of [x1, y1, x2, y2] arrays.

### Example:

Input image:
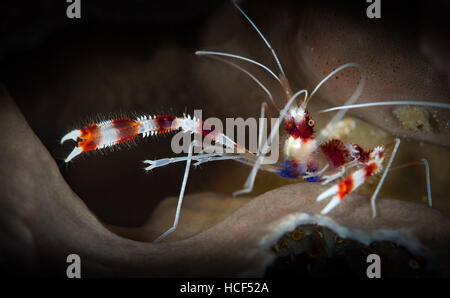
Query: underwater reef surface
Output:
[[1, 87, 449, 277]]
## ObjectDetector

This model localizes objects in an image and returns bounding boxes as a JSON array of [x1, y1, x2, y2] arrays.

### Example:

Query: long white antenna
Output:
[[233, 89, 308, 196], [196, 50, 281, 83], [232, 0, 286, 77], [313, 63, 366, 145], [196, 52, 279, 108], [316, 100, 450, 113]]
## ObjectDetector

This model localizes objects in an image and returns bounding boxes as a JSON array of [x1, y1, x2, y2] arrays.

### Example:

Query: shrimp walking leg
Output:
[[233, 102, 270, 197], [321, 166, 346, 185], [388, 158, 432, 208], [370, 138, 400, 218], [153, 141, 195, 243], [144, 153, 247, 170], [143, 152, 223, 171], [233, 89, 307, 197]]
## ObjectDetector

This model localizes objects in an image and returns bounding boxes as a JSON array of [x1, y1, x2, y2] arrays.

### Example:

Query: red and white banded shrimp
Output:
[[60, 0, 450, 242]]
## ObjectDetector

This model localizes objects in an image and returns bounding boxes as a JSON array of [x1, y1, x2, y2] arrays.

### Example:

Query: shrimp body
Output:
[[276, 102, 389, 213], [317, 146, 385, 214]]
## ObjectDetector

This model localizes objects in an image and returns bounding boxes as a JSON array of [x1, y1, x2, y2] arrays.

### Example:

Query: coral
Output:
[[393, 106, 432, 132]]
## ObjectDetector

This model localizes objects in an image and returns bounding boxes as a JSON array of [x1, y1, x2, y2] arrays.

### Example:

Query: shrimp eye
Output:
[[308, 119, 315, 127]]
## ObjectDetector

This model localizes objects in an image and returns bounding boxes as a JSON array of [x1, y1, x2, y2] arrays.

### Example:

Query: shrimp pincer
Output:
[[60, 114, 239, 163]]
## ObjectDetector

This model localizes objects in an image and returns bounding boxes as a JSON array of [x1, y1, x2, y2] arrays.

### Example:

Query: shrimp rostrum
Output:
[[60, 1, 450, 242]]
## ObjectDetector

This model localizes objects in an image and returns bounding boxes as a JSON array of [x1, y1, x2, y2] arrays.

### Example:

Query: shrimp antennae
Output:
[[308, 63, 366, 144], [304, 62, 365, 108], [196, 52, 279, 109], [315, 100, 450, 114], [257, 89, 308, 170], [232, 0, 286, 77], [196, 51, 281, 83]]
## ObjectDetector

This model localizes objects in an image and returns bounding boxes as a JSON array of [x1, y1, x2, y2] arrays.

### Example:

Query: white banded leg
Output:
[[303, 164, 329, 180], [233, 102, 268, 197], [143, 153, 222, 171], [421, 158, 433, 207], [321, 166, 346, 185], [153, 141, 195, 243], [370, 138, 401, 218]]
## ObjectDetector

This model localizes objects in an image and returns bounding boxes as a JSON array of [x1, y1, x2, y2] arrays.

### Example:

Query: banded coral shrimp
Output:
[[60, 0, 450, 243]]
